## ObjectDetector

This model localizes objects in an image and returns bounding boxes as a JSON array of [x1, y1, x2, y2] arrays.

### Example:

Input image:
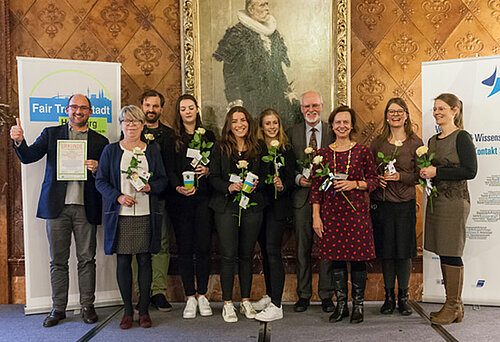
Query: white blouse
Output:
[[119, 144, 150, 216]]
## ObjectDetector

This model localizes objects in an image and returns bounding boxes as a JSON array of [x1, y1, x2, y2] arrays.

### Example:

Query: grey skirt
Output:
[[115, 215, 151, 254]]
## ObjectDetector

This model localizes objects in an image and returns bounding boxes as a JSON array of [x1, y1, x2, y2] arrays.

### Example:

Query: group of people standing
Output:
[[10, 88, 476, 330]]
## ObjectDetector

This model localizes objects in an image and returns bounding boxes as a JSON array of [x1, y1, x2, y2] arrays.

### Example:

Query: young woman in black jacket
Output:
[[209, 106, 268, 323], [253, 109, 296, 322], [164, 94, 216, 319]]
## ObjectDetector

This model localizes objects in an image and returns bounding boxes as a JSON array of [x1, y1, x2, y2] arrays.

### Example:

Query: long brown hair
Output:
[[220, 106, 260, 160], [257, 108, 288, 148], [434, 93, 464, 129], [376, 97, 415, 143], [173, 94, 203, 152]]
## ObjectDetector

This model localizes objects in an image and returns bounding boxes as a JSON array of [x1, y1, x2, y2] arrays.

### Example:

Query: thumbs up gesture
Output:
[[10, 118, 24, 142]]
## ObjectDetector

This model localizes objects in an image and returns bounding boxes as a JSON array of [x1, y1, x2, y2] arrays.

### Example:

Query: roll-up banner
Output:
[[422, 55, 500, 306], [17, 57, 122, 314]]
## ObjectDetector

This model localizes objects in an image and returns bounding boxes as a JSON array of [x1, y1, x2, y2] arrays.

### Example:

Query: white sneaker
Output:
[[222, 302, 238, 323], [183, 297, 197, 319], [255, 303, 283, 322], [252, 295, 271, 311], [197, 295, 213, 316], [240, 301, 257, 319]]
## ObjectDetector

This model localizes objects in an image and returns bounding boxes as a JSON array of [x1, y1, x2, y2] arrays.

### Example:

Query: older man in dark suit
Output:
[[10, 94, 109, 327], [287, 91, 335, 312]]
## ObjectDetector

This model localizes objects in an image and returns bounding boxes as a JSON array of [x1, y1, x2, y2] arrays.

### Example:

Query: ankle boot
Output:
[[350, 270, 366, 324], [329, 268, 349, 322], [430, 263, 447, 318], [397, 288, 412, 315], [431, 265, 464, 325], [380, 288, 395, 314]]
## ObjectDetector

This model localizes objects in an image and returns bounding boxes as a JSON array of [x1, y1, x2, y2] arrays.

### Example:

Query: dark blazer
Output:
[[286, 121, 333, 208], [264, 145, 296, 220], [13, 124, 109, 224], [164, 129, 216, 200], [95, 142, 168, 255], [208, 141, 269, 213]]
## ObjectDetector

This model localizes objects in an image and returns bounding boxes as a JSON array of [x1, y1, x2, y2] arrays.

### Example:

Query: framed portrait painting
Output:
[[180, 0, 350, 131]]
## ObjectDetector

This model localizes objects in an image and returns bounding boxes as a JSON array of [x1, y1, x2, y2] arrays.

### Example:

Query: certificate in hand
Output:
[[57, 140, 87, 181]]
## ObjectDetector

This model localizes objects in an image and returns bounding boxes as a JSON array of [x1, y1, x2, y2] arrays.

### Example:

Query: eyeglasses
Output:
[[387, 109, 406, 115], [433, 106, 451, 112], [120, 119, 143, 125], [68, 104, 90, 111]]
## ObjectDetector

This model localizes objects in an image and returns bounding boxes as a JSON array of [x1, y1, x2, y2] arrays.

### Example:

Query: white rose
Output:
[[304, 147, 314, 154], [196, 127, 206, 135], [270, 140, 280, 148], [237, 160, 249, 169], [416, 145, 428, 157], [133, 147, 143, 155], [312, 155, 323, 165], [395, 140, 403, 147]]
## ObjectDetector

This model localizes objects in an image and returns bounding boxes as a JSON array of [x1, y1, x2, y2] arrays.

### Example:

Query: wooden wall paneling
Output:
[[0, 0, 12, 304]]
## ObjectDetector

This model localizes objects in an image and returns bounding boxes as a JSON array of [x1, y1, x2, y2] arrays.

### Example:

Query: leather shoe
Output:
[[294, 298, 310, 312], [120, 315, 133, 329], [139, 314, 152, 328], [43, 309, 66, 327], [82, 305, 98, 324], [321, 298, 335, 313]]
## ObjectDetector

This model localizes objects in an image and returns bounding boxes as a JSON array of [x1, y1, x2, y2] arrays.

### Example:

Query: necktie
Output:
[[309, 127, 318, 151]]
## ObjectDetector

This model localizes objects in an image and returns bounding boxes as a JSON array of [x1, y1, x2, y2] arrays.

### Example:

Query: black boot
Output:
[[329, 268, 349, 322], [350, 270, 366, 324], [397, 288, 413, 316], [380, 288, 395, 314]]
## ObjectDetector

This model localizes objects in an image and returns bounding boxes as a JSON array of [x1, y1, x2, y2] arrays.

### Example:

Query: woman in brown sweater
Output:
[[370, 98, 423, 316]]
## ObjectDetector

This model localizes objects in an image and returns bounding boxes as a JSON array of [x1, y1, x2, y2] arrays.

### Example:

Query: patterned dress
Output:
[[310, 144, 378, 261]]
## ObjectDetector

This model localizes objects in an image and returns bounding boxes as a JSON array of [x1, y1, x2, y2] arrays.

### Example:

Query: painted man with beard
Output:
[[286, 91, 335, 313], [135, 89, 174, 312], [213, 0, 300, 128]]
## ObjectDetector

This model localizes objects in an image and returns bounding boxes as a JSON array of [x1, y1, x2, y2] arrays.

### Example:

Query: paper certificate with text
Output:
[[57, 140, 87, 180]]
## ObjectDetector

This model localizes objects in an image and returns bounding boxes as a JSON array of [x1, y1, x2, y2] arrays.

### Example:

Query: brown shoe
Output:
[[119, 315, 133, 329], [431, 265, 464, 325], [139, 314, 152, 328], [43, 309, 66, 327], [82, 305, 98, 324]]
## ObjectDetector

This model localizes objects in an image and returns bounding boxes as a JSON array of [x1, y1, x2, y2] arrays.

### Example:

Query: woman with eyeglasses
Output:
[[420, 93, 477, 325], [96, 105, 167, 329], [370, 98, 423, 316], [163, 94, 216, 319]]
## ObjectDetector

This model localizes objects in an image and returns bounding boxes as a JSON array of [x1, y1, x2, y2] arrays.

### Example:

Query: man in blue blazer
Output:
[[287, 91, 335, 313], [10, 94, 109, 327]]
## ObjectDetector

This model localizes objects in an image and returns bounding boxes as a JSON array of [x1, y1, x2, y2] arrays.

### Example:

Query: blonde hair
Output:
[[257, 109, 288, 148], [119, 105, 145, 123]]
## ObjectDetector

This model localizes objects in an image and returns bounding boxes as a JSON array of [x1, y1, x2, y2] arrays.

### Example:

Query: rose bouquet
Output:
[[121, 147, 152, 215], [297, 147, 315, 180], [262, 140, 285, 199], [188, 127, 214, 187], [313, 155, 356, 211], [231, 160, 258, 227], [376, 140, 402, 200], [416, 145, 438, 213]]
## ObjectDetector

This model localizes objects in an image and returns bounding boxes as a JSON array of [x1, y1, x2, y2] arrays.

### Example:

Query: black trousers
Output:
[[172, 196, 213, 296], [258, 208, 285, 307], [215, 208, 263, 301]]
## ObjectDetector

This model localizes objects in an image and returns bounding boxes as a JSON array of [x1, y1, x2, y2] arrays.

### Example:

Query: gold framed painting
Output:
[[180, 0, 350, 131]]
